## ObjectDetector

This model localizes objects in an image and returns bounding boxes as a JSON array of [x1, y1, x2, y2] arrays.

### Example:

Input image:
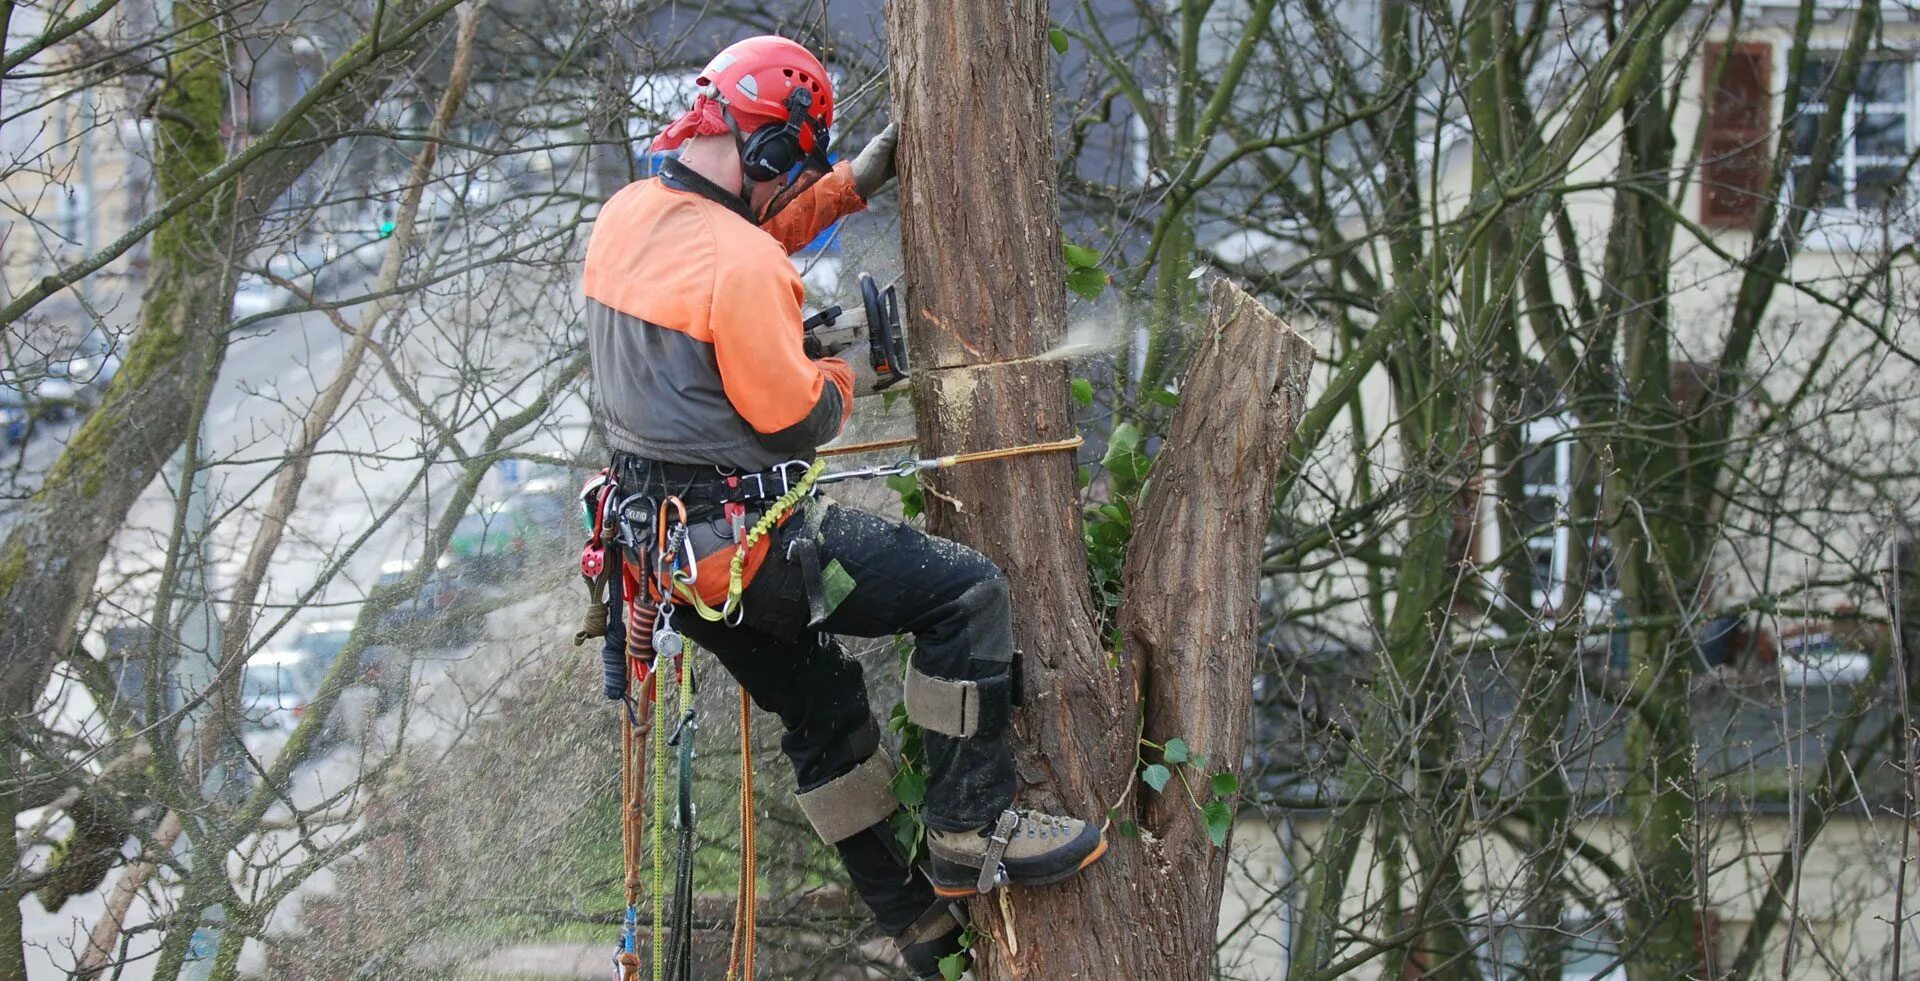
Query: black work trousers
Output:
[[609, 500, 1016, 935]]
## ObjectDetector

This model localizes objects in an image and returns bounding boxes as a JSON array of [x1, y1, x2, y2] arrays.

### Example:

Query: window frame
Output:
[[1782, 46, 1920, 247]]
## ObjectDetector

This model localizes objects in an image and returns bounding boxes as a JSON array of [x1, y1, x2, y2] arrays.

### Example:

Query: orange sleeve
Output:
[[815, 357, 856, 424], [710, 246, 853, 442], [763, 161, 870, 255]]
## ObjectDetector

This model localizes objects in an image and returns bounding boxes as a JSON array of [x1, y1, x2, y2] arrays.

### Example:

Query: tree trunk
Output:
[[1117, 281, 1312, 975], [886, 5, 1314, 975]]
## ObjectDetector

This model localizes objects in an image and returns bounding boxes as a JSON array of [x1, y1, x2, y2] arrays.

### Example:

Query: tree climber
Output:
[[581, 35, 1107, 978]]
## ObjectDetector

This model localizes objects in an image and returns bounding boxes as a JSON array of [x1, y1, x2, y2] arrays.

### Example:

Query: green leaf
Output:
[[1147, 388, 1180, 408], [892, 809, 923, 864], [1076, 464, 1091, 489], [1070, 377, 1094, 407], [1101, 422, 1142, 472], [1066, 265, 1108, 301], [939, 951, 970, 980], [893, 767, 928, 807], [1117, 819, 1140, 838], [1191, 753, 1208, 770], [1048, 26, 1070, 54], [1211, 771, 1240, 797], [1142, 763, 1171, 792], [886, 472, 924, 520], [1202, 800, 1233, 847], [1062, 238, 1102, 268], [819, 559, 857, 618], [1164, 737, 1190, 764]]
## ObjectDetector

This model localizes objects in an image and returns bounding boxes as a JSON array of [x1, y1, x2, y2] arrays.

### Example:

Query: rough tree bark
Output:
[[886, 5, 1314, 975]]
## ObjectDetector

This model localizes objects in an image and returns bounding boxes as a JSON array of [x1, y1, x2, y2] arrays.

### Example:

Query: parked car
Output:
[[0, 363, 79, 424], [231, 274, 293, 319], [1, 405, 26, 446], [374, 559, 482, 647], [449, 502, 537, 576], [1779, 630, 1873, 688], [48, 329, 122, 408], [241, 649, 319, 734]]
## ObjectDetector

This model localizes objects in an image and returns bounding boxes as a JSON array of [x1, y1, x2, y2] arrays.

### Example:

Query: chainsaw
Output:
[[802, 272, 910, 391]]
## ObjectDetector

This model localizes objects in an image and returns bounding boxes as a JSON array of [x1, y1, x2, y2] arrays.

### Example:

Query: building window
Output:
[[1516, 415, 1615, 614], [1790, 54, 1914, 214], [1519, 416, 1575, 611]]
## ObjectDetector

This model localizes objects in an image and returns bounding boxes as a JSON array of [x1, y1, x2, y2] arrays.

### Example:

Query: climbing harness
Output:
[[589, 433, 1082, 979]]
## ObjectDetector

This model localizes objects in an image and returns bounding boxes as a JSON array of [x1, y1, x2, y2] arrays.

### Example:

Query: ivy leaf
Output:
[[1211, 771, 1240, 797], [1066, 265, 1108, 301], [892, 809, 923, 864], [1141, 763, 1172, 792], [1147, 388, 1180, 409], [1117, 819, 1140, 838], [940, 951, 970, 980], [1070, 377, 1094, 407], [1101, 421, 1142, 476], [1202, 800, 1233, 847], [885, 472, 924, 520], [1164, 737, 1191, 764], [1048, 27, 1070, 55], [893, 767, 928, 807], [1062, 238, 1102, 268]]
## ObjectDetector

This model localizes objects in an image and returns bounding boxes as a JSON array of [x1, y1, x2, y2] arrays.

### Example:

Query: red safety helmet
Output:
[[652, 37, 834, 163], [698, 36, 834, 147], [651, 36, 837, 222]]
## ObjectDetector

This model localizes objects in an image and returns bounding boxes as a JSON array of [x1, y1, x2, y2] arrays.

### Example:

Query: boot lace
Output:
[[1015, 809, 1078, 840]]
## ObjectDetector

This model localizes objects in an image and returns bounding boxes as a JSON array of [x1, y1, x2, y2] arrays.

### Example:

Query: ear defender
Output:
[[741, 88, 825, 182]]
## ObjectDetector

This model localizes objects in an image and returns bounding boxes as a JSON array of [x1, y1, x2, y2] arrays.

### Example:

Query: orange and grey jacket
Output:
[[583, 159, 867, 470]]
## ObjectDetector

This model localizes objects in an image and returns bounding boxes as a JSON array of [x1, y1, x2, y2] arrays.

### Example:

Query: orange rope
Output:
[[931, 435, 1084, 467], [818, 434, 1085, 463], [818, 435, 919, 458], [727, 687, 757, 978]]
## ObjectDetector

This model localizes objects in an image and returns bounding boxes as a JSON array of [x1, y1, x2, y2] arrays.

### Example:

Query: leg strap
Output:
[[976, 809, 1021, 893], [905, 665, 1013, 739], [794, 751, 899, 845]]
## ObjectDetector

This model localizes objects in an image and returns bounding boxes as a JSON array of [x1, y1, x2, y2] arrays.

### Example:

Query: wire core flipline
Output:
[[607, 434, 1081, 978]]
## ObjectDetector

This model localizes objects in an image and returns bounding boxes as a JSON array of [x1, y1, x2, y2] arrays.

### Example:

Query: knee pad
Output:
[[794, 750, 900, 845], [905, 660, 1013, 739]]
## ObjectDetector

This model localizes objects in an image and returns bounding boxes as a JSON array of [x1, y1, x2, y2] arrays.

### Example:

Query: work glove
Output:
[[851, 121, 899, 200]]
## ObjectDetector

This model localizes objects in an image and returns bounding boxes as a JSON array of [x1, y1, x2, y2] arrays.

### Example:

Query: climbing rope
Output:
[[665, 657, 697, 981], [812, 435, 1086, 485], [727, 686, 757, 980]]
